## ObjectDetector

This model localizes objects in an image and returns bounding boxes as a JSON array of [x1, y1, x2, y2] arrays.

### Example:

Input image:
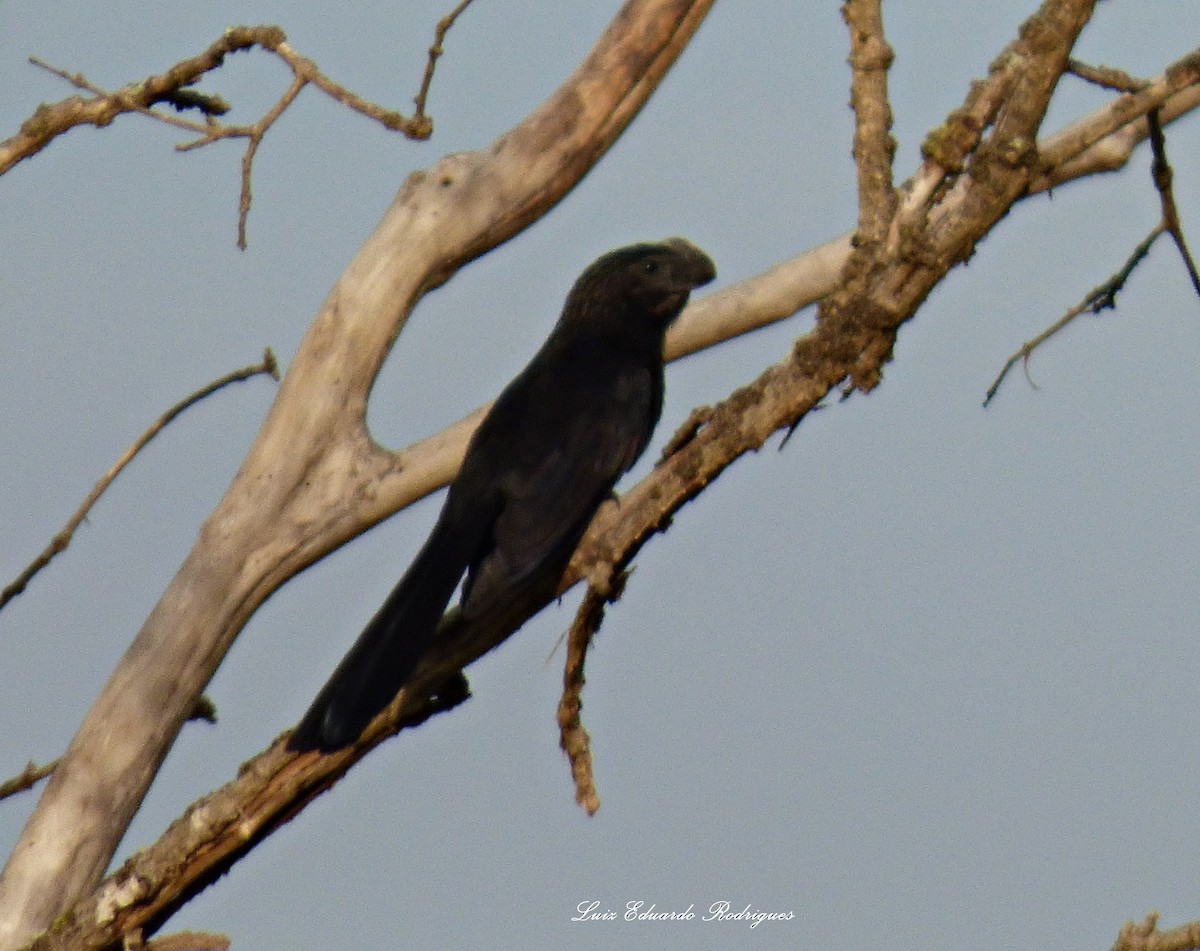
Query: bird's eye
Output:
[[643, 260, 659, 275]]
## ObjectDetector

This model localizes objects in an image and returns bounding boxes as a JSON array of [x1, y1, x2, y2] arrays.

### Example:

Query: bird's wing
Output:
[[460, 368, 656, 618]]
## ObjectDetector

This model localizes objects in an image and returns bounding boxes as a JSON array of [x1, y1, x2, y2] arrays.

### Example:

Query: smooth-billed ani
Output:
[[290, 238, 716, 752]]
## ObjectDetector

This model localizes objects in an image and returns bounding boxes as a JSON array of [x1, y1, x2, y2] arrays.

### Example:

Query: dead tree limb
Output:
[[0, 2, 716, 947], [0, 26, 435, 177], [0, 350, 278, 612], [3, 13, 475, 245], [5, 5, 1200, 951], [985, 97, 1200, 404], [355, 43, 1200, 531], [6, 1, 1099, 946]]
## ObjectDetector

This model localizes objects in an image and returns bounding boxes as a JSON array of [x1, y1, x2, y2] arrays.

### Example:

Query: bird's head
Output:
[[562, 237, 717, 334]]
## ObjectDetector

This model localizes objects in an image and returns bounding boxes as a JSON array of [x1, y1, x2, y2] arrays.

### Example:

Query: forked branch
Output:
[[7, 5, 1200, 951], [0, 4, 718, 948], [3, 10, 476, 246], [986, 104, 1200, 405]]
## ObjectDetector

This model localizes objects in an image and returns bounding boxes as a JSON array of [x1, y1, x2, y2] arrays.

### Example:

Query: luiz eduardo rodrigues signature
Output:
[[573, 900, 795, 928]]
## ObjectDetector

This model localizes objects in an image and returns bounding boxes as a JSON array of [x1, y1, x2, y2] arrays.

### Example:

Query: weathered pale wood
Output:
[[6, 1, 1198, 945], [0, 2, 715, 946]]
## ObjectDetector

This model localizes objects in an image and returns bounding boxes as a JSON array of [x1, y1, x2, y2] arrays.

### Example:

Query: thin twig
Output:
[[7, 10, 480, 244], [984, 227, 1164, 405], [0, 760, 58, 801], [1147, 110, 1200, 298], [26, 56, 230, 151], [1067, 58, 1148, 93], [238, 76, 303, 247], [986, 98, 1200, 405], [0, 349, 279, 612], [414, 0, 478, 123]]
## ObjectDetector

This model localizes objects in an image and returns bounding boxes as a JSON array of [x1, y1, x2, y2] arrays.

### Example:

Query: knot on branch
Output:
[[848, 32, 894, 72]]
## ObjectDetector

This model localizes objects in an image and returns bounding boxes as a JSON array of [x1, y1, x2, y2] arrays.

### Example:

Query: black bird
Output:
[[290, 238, 716, 751]]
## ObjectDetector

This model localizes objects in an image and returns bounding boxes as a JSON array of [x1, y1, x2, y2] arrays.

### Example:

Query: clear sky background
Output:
[[3, 3, 1199, 950]]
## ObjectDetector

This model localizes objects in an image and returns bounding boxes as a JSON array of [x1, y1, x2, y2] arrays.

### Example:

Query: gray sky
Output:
[[3, 2, 1199, 949]]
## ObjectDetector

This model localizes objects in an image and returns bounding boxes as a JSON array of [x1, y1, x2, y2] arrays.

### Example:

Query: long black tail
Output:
[[289, 516, 474, 752]]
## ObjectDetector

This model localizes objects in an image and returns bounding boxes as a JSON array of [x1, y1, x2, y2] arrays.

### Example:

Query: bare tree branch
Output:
[[1148, 111, 1200, 297], [986, 103, 1200, 404], [1066, 57, 1148, 93], [3, 29, 323, 174], [554, 551, 633, 817], [556, 582, 611, 818], [3, 12, 476, 245], [843, 0, 897, 246], [413, 0, 478, 121], [0, 3, 718, 946], [0, 702, 217, 806], [0, 763, 57, 803], [983, 225, 1163, 405], [21, 680, 472, 950], [0, 350, 278, 612], [1034, 48, 1200, 190], [331, 42, 1200, 529], [7, 5, 1118, 947], [141, 933, 229, 951], [1113, 913, 1200, 951], [7, 5, 1200, 949]]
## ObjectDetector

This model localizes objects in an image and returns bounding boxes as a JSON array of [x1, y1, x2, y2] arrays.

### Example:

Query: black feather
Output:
[[289, 238, 716, 752]]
